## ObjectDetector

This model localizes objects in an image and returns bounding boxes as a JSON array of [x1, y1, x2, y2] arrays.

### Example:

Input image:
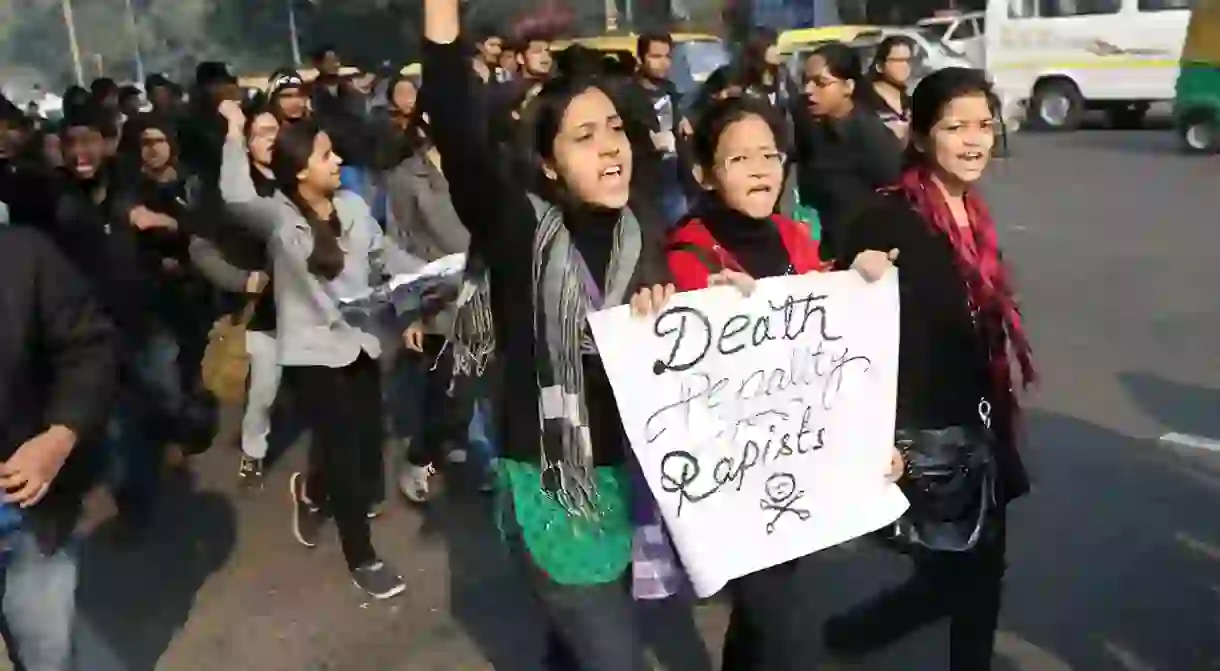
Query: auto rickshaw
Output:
[[1175, 0, 1220, 153]]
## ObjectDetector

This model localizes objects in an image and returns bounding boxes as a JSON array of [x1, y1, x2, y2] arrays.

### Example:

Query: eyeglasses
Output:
[[718, 150, 787, 173], [808, 76, 843, 89]]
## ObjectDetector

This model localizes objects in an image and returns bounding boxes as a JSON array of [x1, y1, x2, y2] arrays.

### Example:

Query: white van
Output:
[[985, 0, 1191, 130]]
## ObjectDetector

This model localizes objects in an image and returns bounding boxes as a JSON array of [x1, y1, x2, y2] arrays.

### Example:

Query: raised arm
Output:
[[421, 0, 514, 255], [217, 101, 280, 239]]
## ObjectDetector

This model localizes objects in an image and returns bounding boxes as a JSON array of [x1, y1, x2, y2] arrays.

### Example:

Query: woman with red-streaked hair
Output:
[[825, 67, 1036, 670]]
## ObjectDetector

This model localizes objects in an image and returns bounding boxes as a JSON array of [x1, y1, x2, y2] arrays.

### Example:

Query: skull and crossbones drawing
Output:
[[760, 473, 810, 534]]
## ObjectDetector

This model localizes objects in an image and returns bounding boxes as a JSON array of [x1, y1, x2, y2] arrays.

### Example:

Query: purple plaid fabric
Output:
[[632, 521, 688, 600], [628, 455, 690, 600]]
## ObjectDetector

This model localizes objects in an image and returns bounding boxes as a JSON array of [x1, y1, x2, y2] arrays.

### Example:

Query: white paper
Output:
[[387, 253, 467, 291], [588, 270, 908, 597]]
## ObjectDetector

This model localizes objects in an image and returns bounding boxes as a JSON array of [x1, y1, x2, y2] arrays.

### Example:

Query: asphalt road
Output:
[[6, 128, 1220, 671]]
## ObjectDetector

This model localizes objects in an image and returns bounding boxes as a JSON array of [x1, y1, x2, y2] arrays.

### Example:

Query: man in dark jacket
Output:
[[0, 226, 117, 670]]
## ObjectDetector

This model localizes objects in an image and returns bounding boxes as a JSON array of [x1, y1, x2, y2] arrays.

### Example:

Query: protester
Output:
[[472, 27, 505, 83], [217, 100, 424, 599], [627, 32, 691, 225], [825, 68, 1035, 669], [422, 0, 674, 665], [268, 68, 309, 125], [145, 73, 182, 116], [91, 78, 121, 112], [378, 89, 486, 502], [114, 113, 218, 458], [859, 35, 916, 143], [0, 227, 118, 671], [794, 42, 903, 260], [666, 94, 899, 670], [189, 95, 280, 487]]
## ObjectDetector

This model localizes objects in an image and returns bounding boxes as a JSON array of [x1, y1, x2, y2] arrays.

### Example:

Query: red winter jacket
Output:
[[665, 214, 827, 292]]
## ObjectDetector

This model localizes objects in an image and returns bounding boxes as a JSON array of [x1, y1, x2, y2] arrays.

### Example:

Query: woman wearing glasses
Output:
[[860, 36, 917, 143], [666, 94, 900, 669], [792, 42, 903, 261]]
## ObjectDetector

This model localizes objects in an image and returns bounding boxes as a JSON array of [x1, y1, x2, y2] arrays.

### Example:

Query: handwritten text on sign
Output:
[[588, 271, 909, 597]]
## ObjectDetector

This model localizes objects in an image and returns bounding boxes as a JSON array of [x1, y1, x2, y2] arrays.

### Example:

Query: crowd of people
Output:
[[0, 0, 1035, 668]]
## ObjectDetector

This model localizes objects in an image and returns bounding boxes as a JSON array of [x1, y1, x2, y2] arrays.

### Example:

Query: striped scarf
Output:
[[528, 194, 642, 517]]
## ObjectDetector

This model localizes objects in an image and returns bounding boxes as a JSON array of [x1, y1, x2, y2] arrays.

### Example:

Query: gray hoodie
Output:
[[219, 136, 424, 367]]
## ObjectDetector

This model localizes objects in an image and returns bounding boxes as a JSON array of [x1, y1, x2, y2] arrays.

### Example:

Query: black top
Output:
[[793, 104, 903, 260], [0, 228, 118, 539], [421, 38, 670, 467], [857, 83, 912, 125], [835, 192, 1029, 499], [693, 197, 791, 279], [37, 173, 152, 339]]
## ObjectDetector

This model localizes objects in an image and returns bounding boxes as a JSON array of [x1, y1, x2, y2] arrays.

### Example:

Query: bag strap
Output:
[[667, 241, 724, 274], [235, 296, 259, 327]]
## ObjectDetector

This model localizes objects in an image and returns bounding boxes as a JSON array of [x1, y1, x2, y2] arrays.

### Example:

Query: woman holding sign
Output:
[[826, 68, 1036, 670], [666, 94, 900, 670], [422, 0, 676, 668]]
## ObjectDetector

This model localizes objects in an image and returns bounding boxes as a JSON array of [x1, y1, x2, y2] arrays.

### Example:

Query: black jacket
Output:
[[835, 192, 1029, 501], [793, 105, 903, 260], [0, 228, 119, 547]]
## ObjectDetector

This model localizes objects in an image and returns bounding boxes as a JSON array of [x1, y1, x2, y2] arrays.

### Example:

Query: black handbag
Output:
[[888, 399, 997, 553]]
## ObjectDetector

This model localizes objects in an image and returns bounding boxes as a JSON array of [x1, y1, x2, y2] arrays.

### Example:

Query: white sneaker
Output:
[[399, 463, 435, 503]]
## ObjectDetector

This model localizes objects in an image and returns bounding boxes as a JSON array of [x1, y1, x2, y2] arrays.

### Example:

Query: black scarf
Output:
[[695, 196, 792, 279]]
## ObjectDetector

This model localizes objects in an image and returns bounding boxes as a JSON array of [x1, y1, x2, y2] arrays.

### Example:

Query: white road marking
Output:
[[1158, 432, 1220, 452]]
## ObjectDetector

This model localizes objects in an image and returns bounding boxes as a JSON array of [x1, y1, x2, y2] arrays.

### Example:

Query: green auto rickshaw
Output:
[[1176, 0, 1220, 153]]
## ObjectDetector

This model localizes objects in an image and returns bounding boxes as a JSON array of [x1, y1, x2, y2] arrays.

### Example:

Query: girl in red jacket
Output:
[[665, 95, 898, 669]]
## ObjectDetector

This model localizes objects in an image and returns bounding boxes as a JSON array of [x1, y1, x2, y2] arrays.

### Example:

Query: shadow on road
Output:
[[795, 409, 1220, 670], [417, 488, 714, 671], [76, 478, 238, 670], [1118, 372, 1220, 440], [983, 409, 1219, 670]]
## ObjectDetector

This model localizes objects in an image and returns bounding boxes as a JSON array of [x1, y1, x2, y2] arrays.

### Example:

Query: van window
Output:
[[1009, 0, 1039, 18], [1038, 0, 1122, 15], [1138, 0, 1191, 9]]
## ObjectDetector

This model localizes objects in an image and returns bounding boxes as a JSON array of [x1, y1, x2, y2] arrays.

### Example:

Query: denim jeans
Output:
[[0, 531, 77, 671], [503, 499, 647, 670]]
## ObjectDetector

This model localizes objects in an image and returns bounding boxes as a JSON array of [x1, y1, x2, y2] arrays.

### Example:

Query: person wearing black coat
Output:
[[0, 227, 117, 670]]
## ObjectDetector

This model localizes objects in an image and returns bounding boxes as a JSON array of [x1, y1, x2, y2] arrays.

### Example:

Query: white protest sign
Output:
[[588, 271, 909, 597]]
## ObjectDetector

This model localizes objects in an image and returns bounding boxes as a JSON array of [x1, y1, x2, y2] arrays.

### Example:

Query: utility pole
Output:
[[124, 0, 146, 85], [288, 0, 303, 65], [60, 0, 84, 85]]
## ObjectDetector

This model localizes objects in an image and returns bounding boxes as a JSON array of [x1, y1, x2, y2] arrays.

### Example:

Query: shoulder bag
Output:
[[887, 398, 998, 553]]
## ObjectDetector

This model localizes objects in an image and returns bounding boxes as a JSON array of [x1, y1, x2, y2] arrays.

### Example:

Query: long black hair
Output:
[[270, 118, 345, 279]]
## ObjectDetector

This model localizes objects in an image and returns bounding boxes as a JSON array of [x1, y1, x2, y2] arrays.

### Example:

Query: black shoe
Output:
[[351, 559, 406, 600], [238, 456, 264, 489], [290, 472, 324, 548]]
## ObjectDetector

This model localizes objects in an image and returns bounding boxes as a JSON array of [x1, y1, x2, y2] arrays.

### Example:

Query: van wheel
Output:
[[1179, 111, 1219, 154], [1029, 80, 1084, 132]]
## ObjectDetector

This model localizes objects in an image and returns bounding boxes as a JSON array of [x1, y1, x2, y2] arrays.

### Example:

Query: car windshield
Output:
[[673, 40, 730, 95]]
